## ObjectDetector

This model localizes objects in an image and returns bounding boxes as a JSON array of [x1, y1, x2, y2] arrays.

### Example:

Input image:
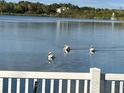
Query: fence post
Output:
[[90, 68, 101, 93]]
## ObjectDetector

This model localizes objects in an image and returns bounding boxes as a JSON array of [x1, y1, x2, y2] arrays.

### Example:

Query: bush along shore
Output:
[[0, 1, 124, 20]]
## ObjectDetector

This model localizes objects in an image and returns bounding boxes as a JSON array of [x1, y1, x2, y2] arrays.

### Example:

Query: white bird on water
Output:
[[63, 44, 70, 54], [47, 52, 55, 63], [89, 45, 95, 55]]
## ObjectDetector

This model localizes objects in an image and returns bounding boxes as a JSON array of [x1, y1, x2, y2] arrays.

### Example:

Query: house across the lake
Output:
[[111, 12, 116, 20], [56, 7, 69, 13]]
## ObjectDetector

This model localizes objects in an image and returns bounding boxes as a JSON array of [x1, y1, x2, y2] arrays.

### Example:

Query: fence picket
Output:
[[59, 79, 62, 93], [111, 81, 115, 93], [84, 80, 88, 93], [119, 81, 123, 93], [67, 80, 71, 93], [16, 78, 20, 93], [8, 78, 12, 93], [50, 79, 54, 93], [25, 79, 29, 93], [42, 79, 46, 93], [0, 78, 3, 93], [75, 80, 79, 93]]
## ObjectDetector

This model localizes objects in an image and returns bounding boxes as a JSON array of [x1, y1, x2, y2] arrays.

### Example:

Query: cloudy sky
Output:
[[6, 0, 124, 9]]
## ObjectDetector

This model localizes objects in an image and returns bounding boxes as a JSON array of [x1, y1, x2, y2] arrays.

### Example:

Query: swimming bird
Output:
[[89, 46, 95, 55], [47, 52, 55, 63], [63, 44, 70, 54]]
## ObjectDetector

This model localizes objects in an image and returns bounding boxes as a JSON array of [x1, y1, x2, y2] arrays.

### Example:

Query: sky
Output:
[[5, 0, 124, 9]]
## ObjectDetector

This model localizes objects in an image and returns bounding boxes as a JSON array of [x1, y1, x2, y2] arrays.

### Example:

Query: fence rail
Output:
[[0, 71, 90, 80], [106, 74, 124, 80]]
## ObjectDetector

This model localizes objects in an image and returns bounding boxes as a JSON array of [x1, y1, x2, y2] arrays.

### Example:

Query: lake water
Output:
[[0, 15, 124, 73]]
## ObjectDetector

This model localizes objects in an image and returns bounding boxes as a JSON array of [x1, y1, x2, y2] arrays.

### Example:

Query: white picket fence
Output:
[[105, 74, 124, 93], [0, 68, 123, 93]]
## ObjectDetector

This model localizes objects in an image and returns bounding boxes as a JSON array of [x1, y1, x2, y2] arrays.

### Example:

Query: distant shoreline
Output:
[[1, 13, 124, 22], [0, 1, 124, 21]]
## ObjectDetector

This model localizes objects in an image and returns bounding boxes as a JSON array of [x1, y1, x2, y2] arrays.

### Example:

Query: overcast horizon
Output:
[[4, 0, 124, 9]]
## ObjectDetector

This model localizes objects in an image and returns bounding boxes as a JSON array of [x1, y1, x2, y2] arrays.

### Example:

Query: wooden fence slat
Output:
[[50, 79, 54, 93], [75, 80, 79, 93], [42, 79, 46, 93], [25, 79, 29, 93], [59, 79, 62, 93], [111, 81, 115, 93], [67, 80, 71, 93], [16, 78, 20, 93], [84, 80, 88, 93], [119, 81, 123, 93], [8, 78, 12, 93], [0, 78, 3, 93]]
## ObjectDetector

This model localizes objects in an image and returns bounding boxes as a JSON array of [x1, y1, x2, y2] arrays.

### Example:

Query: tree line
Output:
[[0, 1, 124, 20]]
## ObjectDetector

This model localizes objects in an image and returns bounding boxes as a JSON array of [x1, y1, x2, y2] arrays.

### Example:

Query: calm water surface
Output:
[[0, 15, 124, 73]]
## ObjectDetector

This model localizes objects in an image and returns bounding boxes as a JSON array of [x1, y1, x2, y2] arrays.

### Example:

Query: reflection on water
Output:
[[0, 16, 124, 73]]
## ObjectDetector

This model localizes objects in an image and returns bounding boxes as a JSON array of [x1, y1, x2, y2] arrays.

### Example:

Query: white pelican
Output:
[[63, 44, 70, 54], [47, 52, 55, 63], [89, 46, 95, 55]]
